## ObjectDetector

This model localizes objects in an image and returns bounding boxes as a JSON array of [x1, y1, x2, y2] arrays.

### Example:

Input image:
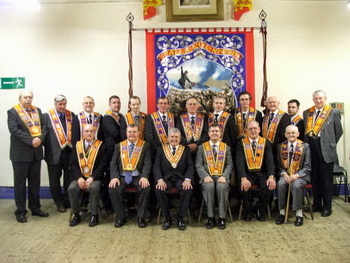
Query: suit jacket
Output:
[[102, 113, 126, 158], [195, 143, 233, 183], [234, 108, 263, 139], [7, 106, 47, 162], [43, 111, 75, 165], [303, 107, 343, 163], [176, 113, 209, 147], [236, 138, 275, 179], [110, 140, 152, 180], [153, 146, 194, 182], [277, 141, 311, 182], [72, 113, 104, 147], [70, 141, 106, 181], [294, 119, 305, 141], [262, 111, 290, 148]]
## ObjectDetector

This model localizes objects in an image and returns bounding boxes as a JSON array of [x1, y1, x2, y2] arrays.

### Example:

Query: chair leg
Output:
[[306, 190, 314, 220], [267, 205, 271, 220], [157, 208, 161, 224], [187, 210, 192, 224], [198, 199, 204, 223], [238, 201, 243, 221]]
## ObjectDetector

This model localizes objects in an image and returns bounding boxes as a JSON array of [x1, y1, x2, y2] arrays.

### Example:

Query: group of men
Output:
[[7, 89, 343, 230]]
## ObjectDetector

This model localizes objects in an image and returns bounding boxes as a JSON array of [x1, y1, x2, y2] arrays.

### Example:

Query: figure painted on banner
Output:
[[196, 123, 233, 230], [121, 96, 147, 140], [275, 125, 311, 227], [7, 90, 49, 223], [287, 99, 305, 140], [153, 128, 194, 230], [109, 124, 151, 228], [178, 66, 194, 90], [236, 121, 276, 221], [43, 94, 75, 213], [68, 124, 106, 227], [303, 90, 343, 217]]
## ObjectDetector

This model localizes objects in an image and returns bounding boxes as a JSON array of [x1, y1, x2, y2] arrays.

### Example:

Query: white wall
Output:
[[0, 0, 349, 186]]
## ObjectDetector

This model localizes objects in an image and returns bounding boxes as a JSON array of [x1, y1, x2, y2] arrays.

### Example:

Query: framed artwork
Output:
[[166, 0, 224, 22]]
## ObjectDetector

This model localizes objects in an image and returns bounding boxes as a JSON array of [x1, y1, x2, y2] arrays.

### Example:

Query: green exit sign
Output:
[[1, 78, 25, 89]]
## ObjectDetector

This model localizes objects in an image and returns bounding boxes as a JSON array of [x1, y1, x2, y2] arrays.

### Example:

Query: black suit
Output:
[[7, 106, 47, 216], [236, 138, 274, 216], [109, 141, 152, 221], [43, 111, 75, 207], [153, 146, 194, 217]]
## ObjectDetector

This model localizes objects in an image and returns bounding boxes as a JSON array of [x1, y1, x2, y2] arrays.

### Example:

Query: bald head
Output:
[[83, 124, 96, 142]]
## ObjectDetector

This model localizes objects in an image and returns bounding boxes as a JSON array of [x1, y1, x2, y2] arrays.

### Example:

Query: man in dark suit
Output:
[[303, 90, 343, 217], [7, 90, 49, 223], [153, 128, 194, 230], [196, 123, 233, 230], [109, 124, 152, 228], [287, 99, 305, 139], [275, 125, 311, 227], [236, 121, 276, 221], [43, 94, 75, 213], [68, 124, 106, 227]]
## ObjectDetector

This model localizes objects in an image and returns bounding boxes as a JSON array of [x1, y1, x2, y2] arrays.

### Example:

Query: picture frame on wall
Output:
[[166, 0, 224, 22]]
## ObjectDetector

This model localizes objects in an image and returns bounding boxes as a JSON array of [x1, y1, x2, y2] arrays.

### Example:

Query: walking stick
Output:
[[284, 183, 291, 223]]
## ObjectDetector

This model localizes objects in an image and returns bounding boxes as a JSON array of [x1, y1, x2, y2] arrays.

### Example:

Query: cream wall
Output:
[[0, 0, 349, 186]]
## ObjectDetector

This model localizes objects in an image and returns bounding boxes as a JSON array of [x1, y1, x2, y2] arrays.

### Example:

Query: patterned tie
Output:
[[134, 115, 140, 126], [25, 108, 32, 118], [214, 114, 219, 123], [252, 141, 256, 154], [125, 143, 135, 184], [162, 115, 168, 135], [243, 113, 247, 129], [268, 112, 275, 127], [212, 144, 217, 159], [172, 146, 176, 155], [190, 116, 195, 126], [88, 114, 93, 124], [289, 144, 294, 166], [59, 113, 67, 134]]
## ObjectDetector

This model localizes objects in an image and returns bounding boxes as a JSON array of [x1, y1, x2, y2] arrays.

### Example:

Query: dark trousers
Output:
[[12, 161, 41, 215], [155, 177, 193, 218], [109, 177, 150, 221], [241, 174, 271, 216], [309, 137, 334, 211], [47, 151, 71, 207]]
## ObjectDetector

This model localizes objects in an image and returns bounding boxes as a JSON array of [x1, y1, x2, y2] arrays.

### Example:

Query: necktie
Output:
[[85, 143, 91, 157], [315, 110, 321, 121], [214, 114, 219, 123], [59, 113, 67, 134], [88, 114, 93, 124], [212, 144, 217, 159], [191, 116, 195, 126], [25, 108, 32, 118], [252, 141, 256, 154], [172, 146, 176, 155], [162, 115, 168, 134], [134, 115, 140, 126], [125, 143, 135, 184], [268, 112, 275, 126], [289, 144, 294, 166], [243, 113, 247, 128]]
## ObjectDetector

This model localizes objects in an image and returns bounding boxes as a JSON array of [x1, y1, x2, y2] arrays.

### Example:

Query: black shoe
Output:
[[218, 218, 226, 230], [16, 214, 27, 223], [294, 216, 303, 226], [243, 214, 252, 221], [321, 209, 332, 217], [206, 217, 216, 229], [275, 214, 285, 225], [114, 219, 126, 228], [89, 215, 99, 227], [177, 217, 186, 231], [57, 205, 66, 213], [162, 217, 172, 230], [69, 214, 81, 227], [138, 217, 147, 228], [32, 210, 49, 217], [256, 210, 266, 221]]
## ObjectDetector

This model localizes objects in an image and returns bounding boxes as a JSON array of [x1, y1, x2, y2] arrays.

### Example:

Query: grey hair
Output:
[[168, 128, 181, 135], [54, 94, 67, 103], [313, 90, 327, 98], [18, 90, 33, 100]]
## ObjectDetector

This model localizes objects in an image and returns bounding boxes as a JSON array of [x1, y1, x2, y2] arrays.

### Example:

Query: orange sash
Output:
[[280, 139, 304, 175], [48, 109, 72, 149], [235, 107, 257, 137], [203, 141, 226, 176], [120, 139, 145, 171], [305, 105, 332, 136], [291, 114, 302, 126], [13, 104, 41, 137], [105, 109, 120, 125], [76, 139, 102, 178], [151, 112, 175, 144], [125, 112, 146, 139], [242, 136, 266, 171], [262, 110, 285, 143], [208, 111, 230, 139], [163, 144, 185, 168], [78, 112, 101, 140], [181, 112, 205, 142]]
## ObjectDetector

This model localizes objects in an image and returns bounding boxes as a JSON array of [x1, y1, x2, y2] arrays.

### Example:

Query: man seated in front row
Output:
[[236, 121, 276, 221], [275, 125, 311, 227], [68, 124, 106, 227], [109, 124, 151, 228], [196, 123, 233, 230], [153, 128, 194, 231]]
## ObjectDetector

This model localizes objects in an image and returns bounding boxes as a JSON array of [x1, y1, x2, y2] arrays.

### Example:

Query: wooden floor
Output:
[[0, 198, 350, 263]]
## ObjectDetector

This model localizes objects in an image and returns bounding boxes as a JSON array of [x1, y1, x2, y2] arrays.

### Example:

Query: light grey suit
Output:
[[196, 143, 233, 218], [277, 142, 311, 211]]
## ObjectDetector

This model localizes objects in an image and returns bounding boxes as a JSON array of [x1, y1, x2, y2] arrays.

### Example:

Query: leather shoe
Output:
[[243, 214, 252, 221], [321, 209, 332, 217], [69, 214, 81, 227], [275, 214, 285, 225], [206, 217, 216, 229], [294, 216, 303, 226], [218, 218, 226, 230], [89, 215, 99, 227], [177, 217, 186, 231], [256, 210, 266, 221], [32, 210, 49, 217], [114, 219, 126, 228], [138, 217, 147, 228], [57, 205, 66, 213], [16, 214, 27, 223], [162, 217, 172, 230]]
